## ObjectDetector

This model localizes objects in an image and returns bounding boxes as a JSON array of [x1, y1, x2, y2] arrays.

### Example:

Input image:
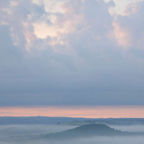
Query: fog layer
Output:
[[0, 125, 144, 144]]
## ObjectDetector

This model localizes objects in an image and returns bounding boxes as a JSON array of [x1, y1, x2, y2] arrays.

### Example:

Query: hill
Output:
[[40, 124, 142, 140]]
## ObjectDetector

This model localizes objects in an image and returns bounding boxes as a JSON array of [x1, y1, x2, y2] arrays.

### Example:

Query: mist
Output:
[[0, 125, 144, 144], [110, 125, 144, 132]]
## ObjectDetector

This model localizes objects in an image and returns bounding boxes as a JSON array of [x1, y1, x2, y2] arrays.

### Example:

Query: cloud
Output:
[[0, 0, 144, 106], [113, 1, 144, 51]]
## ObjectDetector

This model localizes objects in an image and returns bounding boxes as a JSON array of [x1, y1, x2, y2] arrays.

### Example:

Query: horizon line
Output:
[[0, 105, 144, 118]]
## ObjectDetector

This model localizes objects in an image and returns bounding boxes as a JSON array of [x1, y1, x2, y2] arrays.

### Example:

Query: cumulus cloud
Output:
[[113, 1, 144, 51], [0, 0, 144, 106]]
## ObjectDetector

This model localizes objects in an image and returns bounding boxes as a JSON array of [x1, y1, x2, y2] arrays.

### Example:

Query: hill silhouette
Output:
[[39, 124, 144, 140]]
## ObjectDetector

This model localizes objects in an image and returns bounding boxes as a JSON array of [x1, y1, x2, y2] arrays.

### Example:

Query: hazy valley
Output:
[[0, 117, 144, 144]]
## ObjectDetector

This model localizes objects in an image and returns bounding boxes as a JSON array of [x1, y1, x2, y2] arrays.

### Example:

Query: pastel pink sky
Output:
[[0, 106, 144, 118]]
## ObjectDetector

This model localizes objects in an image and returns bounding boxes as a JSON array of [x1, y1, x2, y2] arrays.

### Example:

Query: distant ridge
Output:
[[1, 117, 144, 125], [40, 124, 144, 140]]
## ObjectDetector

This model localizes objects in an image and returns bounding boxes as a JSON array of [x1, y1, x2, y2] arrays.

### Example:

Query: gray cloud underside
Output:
[[0, 0, 144, 106]]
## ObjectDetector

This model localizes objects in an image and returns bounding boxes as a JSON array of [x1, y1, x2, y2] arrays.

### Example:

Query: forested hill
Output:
[[40, 124, 144, 140]]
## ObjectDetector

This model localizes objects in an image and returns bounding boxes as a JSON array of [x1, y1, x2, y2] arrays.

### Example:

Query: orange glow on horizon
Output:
[[0, 106, 144, 118]]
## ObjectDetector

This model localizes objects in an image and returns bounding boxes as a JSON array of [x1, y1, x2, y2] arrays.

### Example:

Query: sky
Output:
[[0, 0, 144, 117], [0, 106, 144, 118]]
